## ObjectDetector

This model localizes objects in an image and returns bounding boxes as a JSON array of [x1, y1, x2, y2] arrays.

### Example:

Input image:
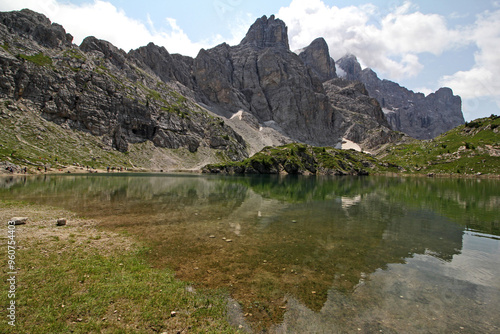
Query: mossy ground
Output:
[[204, 143, 399, 175]]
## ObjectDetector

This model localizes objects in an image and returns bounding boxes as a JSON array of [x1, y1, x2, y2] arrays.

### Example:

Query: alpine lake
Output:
[[2, 173, 500, 333]]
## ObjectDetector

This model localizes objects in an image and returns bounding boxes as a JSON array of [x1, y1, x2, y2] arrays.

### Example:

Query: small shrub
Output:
[[465, 142, 475, 150]]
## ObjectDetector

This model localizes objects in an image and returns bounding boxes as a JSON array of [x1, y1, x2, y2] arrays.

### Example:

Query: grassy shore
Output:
[[0, 200, 240, 333]]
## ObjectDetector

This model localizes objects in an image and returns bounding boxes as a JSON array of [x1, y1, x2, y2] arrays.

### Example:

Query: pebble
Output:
[[291, 220, 297, 223], [209, 235, 215, 238], [170, 311, 177, 317], [225, 239, 233, 242]]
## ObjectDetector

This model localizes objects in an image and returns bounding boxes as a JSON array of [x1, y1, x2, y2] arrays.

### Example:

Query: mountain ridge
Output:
[[0, 9, 474, 173], [336, 54, 465, 139]]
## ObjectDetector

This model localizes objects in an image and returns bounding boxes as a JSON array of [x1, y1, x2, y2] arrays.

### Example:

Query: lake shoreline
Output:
[[2, 166, 499, 179], [0, 200, 240, 333]]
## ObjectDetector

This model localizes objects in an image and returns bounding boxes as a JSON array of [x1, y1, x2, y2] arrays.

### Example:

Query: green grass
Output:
[[203, 143, 397, 175], [17, 52, 53, 67], [380, 115, 500, 175], [63, 48, 87, 61]]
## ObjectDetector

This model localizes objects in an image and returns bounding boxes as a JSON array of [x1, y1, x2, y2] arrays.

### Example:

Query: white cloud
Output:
[[278, 0, 464, 80], [0, 0, 218, 56], [440, 10, 500, 102]]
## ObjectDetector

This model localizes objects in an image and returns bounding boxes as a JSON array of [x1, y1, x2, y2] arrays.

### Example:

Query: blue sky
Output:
[[1, 0, 500, 121]]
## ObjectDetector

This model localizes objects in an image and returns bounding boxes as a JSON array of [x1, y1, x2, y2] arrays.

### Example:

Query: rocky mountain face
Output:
[[336, 54, 465, 139], [298, 38, 337, 83], [296, 40, 398, 150], [0, 9, 466, 170], [188, 15, 340, 147], [0, 9, 247, 165]]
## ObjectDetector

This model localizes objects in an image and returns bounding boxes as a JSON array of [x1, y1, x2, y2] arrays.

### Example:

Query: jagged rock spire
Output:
[[298, 37, 337, 82], [240, 15, 289, 49]]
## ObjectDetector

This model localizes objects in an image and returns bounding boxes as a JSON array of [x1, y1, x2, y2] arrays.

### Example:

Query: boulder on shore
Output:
[[11, 217, 28, 225]]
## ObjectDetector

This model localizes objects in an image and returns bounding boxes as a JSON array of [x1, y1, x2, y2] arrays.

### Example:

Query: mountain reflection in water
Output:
[[1, 174, 499, 333]]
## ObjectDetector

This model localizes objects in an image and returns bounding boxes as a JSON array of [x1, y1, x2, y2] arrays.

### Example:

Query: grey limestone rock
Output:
[[336, 54, 465, 139], [190, 15, 340, 147], [0, 10, 247, 161], [240, 15, 289, 49], [298, 38, 337, 83], [0, 9, 73, 49]]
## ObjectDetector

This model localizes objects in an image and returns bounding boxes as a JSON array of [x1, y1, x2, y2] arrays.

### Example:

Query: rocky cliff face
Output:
[[298, 38, 337, 83], [323, 78, 402, 150], [297, 43, 398, 150], [188, 15, 339, 146], [336, 54, 465, 139], [0, 9, 247, 164]]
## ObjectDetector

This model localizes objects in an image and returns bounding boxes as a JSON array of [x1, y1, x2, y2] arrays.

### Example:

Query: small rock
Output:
[[11, 217, 28, 225], [225, 239, 233, 242], [170, 311, 177, 317], [56, 218, 67, 226], [312, 291, 316, 294], [291, 220, 297, 223], [209, 235, 215, 238]]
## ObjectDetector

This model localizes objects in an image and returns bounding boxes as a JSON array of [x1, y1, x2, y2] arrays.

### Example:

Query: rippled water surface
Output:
[[2, 174, 500, 333]]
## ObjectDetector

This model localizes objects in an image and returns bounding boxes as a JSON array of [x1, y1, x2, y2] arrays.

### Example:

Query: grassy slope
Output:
[[0, 100, 223, 172], [378, 115, 500, 175]]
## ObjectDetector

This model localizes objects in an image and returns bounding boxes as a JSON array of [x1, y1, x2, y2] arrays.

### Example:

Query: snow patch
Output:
[[341, 138, 362, 152], [230, 110, 244, 120]]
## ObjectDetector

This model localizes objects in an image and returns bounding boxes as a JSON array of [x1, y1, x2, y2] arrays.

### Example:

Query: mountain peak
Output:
[[336, 54, 362, 81], [298, 37, 337, 82], [0, 8, 73, 48], [240, 15, 289, 49]]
